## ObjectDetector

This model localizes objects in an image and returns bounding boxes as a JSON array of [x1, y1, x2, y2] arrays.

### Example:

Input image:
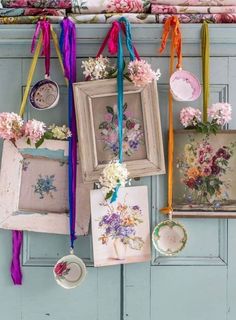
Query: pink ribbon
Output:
[[31, 20, 51, 77], [11, 231, 23, 285], [96, 21, 140, 59]]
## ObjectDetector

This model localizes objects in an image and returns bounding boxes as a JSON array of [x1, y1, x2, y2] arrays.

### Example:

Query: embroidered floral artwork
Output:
[[99, 103, 144, 157], [33, 174, 57, 199], [175, 133, 236, 210], [98, 200, 144, 250]]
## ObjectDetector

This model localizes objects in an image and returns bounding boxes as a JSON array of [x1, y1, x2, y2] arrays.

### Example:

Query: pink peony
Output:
[[180, 107, 202, 128], [24, 119, 46, 143], [208, 103, 232, 126], [104, 113, 113, 122], [128, 59, 161, 87], [0, 112, 24, 141], [105, 0, 144, 13]]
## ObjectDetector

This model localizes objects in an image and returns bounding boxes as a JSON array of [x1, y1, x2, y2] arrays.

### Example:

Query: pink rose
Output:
[[104, 113, 113, 122], [106, 0, 144, 13], [108, 132, 118, 144]]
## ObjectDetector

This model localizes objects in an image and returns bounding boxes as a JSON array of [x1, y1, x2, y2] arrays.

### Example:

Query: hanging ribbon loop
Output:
[[32, 20, 51, 77], [159, 16, 182, 70], [60, 18, 77, 250], [159, 17, 182, 215], [201, 21, 210, 123]]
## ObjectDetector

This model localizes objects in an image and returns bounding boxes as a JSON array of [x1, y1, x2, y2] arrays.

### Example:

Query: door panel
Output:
[[0, 25, 236, 320]]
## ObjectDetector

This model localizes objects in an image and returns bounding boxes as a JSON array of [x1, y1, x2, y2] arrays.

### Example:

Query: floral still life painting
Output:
[[99, 103, 144, 157], [90, 186, 151, 266], [173, 130, 236, 217]]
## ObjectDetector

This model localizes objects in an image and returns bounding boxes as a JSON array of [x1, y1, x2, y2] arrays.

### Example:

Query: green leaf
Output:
[[106, 106, 114, 115], [44, 131, 54, 139], [99, 121, 108, 129], [105, 190, 113, 200], [26, 138, 31, 145], [35, 137, 44, 149]]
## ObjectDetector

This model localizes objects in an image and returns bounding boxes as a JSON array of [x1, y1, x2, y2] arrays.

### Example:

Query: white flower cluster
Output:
[[81, 55, 110, 80], [99, 161, 129, 197], [48, 124, 72, 140]]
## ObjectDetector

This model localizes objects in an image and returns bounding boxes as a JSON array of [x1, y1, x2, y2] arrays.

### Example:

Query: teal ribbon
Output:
[[111, 18, 135, 203]]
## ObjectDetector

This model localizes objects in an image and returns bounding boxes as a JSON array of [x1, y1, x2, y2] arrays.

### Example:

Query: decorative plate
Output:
[[29, 78, 59, 110], [152, 219, 187, 256], [53, 254, 87, 289], [170, 69, 201, 102]]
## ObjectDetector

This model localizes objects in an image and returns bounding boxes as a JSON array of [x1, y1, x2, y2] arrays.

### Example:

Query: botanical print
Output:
[[72, 0, 150, 14], [151, 0, 236, 5], [90, 186, 151, 267], [1, 0, 72, 8], [151, 5, 236, 14], [99, 103, 144, 157], [33, 174, 57, 199], [0, 16, 63, 23], [0, 8, 65, 16], [173, 131, 236, 212], [69, 13, 156, 23], [157, 13, 236, 23], [98, 201, 144, 250]]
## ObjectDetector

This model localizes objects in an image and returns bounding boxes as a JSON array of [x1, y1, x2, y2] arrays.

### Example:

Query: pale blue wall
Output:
[[0, 24, 235, 320]]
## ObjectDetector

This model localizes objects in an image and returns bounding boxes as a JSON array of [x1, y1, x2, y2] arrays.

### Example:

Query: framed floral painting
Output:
[[73, 79, 165, 182], [90, 186, 151, 267], [0, 140, 92, 235], [173, 130, 236, 218]]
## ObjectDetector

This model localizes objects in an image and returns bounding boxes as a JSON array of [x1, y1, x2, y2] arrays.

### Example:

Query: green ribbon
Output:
[[201, 21, 210, 123]]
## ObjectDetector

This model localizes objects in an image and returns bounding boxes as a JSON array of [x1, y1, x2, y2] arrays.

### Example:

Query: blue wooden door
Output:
[[0, 24, 235, 320]]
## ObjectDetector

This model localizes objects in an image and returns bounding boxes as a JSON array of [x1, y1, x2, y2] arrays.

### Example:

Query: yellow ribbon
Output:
[[201, 21, 210, 123], [19, 27, 67, 117]]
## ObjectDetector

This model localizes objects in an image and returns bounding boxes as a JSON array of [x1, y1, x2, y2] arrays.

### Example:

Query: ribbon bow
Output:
[[31, 20, 51, 77]]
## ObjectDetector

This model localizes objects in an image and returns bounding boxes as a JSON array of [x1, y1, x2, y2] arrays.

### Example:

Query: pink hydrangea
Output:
[[0, 112, 24, 141], [128, 59, 161, 87], [208, 103, 232, 126], [180, 107, 202, 128], [105, 0, 144, 13], [24, 119, 46, 143]]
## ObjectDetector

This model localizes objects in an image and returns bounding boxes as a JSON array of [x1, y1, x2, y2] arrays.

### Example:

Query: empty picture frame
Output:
[[0, 140, 92, 235], [73, 79, 165, 183], [173, 130, 236, 218]]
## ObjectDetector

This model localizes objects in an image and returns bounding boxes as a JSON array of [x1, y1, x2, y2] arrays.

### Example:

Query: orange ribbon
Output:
[[159, 16, 182, 70], [159, 17, 182, 215]]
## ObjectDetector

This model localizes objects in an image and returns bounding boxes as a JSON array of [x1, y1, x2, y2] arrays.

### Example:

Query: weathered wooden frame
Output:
[[73, 78, 165, 182], [0, 140, 92, 235]]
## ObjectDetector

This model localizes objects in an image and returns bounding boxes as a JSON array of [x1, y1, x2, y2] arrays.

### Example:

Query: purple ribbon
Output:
[[31, 20, 51, 77], [60, 18, 77, 249], [11, 231, 23, 285]]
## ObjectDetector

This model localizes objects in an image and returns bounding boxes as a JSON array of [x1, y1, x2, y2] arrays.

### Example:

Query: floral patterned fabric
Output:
[[0, 15, 63, 23], [2, 0, 72, 8], [151, 0, 236, 5], [0, 8, 65, 16], [72, 0, 150, 13], [69, 13, 156, 23], [152, 5, 236, 14], [157, 13, 236, 23]]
